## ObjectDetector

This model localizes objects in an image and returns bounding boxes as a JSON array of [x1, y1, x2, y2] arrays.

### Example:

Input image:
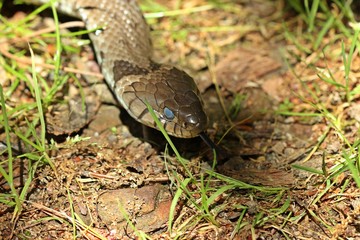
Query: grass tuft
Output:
[[146, 101, 285, 237]]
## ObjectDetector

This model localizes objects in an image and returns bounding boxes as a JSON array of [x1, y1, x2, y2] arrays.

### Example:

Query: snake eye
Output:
[[164, 107, 175, 121]]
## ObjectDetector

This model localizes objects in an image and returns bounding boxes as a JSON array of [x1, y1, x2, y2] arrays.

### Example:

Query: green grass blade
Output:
[[168, 178, 191, 234], [307, 0, 320, 33], [29, 43, 46, 149], [291, 164, 324, 175], [145, 101, 194, 178], [343, 150, 360, 188], [313, 15, 334, 49], [344, 24, 360, 102], [0, 85, 21, 217]]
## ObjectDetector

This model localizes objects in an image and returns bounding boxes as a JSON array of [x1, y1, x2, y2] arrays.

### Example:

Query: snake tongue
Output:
[[199, 132, 229, 160]]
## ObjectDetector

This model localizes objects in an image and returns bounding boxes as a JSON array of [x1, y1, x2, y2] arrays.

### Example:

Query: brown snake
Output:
[[26, 0, 209, 139]]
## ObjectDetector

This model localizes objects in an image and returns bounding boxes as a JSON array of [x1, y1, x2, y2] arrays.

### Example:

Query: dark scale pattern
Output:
[[113, 60, 149, 83]]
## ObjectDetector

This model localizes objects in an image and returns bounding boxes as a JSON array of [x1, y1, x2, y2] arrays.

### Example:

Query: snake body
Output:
[[28, 0, 208, 138]]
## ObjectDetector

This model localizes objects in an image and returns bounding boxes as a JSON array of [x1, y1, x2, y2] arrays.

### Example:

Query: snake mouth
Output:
[[166, 121, 205, 138]]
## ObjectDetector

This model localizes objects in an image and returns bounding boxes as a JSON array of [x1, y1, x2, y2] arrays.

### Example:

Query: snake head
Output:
[[115, 65, 208, 138]]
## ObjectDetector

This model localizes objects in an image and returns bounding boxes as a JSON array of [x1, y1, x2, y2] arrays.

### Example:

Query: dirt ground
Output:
[[1, 0, 360, 239]]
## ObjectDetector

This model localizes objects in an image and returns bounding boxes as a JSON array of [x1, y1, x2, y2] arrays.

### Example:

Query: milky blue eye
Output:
[[164, 107, 175, 120]]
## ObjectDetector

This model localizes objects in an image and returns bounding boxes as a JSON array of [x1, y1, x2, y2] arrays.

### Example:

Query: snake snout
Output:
[[175, 103, 208, 138], [184, 111, 207, 130], [186, 114, 199, 125]]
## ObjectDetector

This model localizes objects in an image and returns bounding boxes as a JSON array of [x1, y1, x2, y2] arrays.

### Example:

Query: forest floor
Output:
[[1, 0, 360, 239]]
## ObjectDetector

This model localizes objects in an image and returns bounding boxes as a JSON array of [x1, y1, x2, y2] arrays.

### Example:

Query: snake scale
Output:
[[26, 0, 209, 139]]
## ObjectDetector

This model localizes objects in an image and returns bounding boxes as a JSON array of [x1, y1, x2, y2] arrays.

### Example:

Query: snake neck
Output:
[[74, 0, 154, 90]]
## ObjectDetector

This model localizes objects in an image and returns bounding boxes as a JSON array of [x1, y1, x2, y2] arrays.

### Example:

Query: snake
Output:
[[25, 0, 209, 139]]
